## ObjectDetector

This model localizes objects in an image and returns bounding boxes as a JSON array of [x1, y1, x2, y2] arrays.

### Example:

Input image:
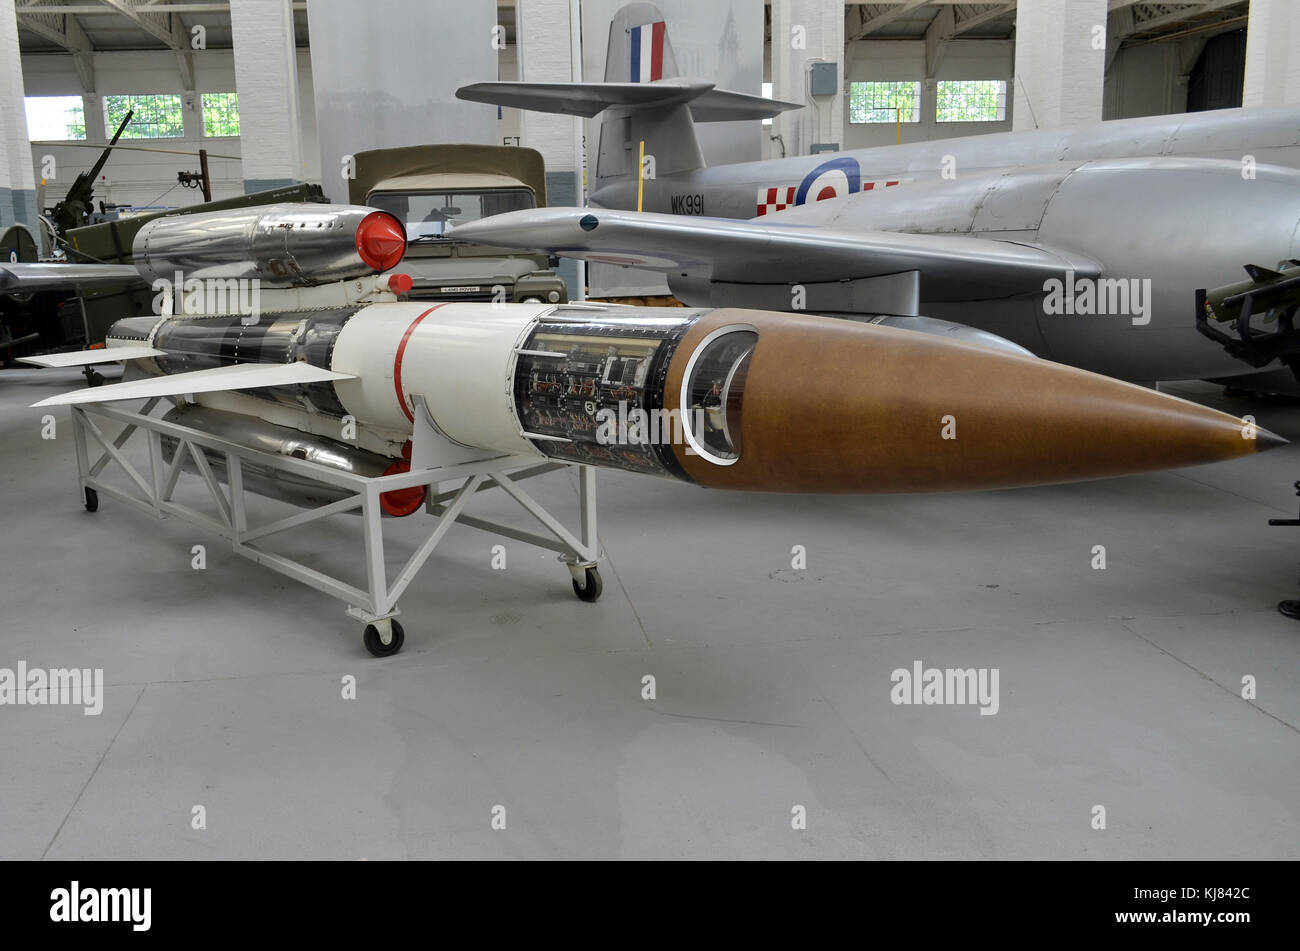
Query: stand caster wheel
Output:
[[363, 619, 405, 657], [83, 487, 98, 512], [572, 566, 602, 603], [1278, 600, 1300, 619]]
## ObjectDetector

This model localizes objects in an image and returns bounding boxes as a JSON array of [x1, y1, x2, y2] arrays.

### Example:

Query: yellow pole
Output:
[[637, 139, 645, 212], [896, 108, 901, 145]]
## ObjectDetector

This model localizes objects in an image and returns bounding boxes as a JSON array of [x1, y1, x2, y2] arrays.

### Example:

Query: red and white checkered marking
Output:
[[755, 179, 909, 216], [756, 186, 797, 216]]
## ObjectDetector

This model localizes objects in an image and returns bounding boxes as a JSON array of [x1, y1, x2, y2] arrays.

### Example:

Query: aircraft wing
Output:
[[32, 362, 355, 408], [448, 208, 1101, 300], [0, 263, 141, 291], [457, 80, 801, 121]]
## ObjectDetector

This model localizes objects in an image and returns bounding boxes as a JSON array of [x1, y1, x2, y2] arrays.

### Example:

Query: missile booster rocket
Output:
[[132, 202, 408, 287]]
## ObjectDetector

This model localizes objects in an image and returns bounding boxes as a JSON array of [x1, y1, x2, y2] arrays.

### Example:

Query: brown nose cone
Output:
[[663, 309, 1283, 494]]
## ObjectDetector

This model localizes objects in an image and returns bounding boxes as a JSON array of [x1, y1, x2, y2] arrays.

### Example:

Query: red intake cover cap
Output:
[[356, 210, 407, 272]]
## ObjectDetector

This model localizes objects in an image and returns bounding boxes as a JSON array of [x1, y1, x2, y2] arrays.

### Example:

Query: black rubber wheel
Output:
[[363, 619, 405, 657], [83, 487, 98, 512], [572, 567, 603, 603], [1278, 600, 1300, 620]]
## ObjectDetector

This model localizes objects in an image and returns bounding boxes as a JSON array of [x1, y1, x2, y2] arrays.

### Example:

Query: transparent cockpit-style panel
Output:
[[367, 189, 536, 242], [684, 329, 758, 464]]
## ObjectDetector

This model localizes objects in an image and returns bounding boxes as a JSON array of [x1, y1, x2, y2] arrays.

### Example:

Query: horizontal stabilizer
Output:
[[456, 80, 800, 121], [0, 263, 141, 292], [689, 88, 803, 122], [18, 346, 166, 368], [33, 362, 354, 408], [449, 208, 1101, 298]]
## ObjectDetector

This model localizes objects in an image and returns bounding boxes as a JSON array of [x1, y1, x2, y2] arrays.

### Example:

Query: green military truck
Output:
[[1, 183, 327, 364], [347, 144, 566, 304]]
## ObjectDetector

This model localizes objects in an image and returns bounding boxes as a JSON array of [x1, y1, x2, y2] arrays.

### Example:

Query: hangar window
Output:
[[202, 93, 240, 137], [936, 80, 1008, 122], [24, 96, 86, 140], [848, 82, 920, 124], [104, 94, 185, 138]]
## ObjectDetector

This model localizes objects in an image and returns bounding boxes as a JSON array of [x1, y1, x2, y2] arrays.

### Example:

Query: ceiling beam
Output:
[[1108, 0, 1243, 44], [924, 5, 955, 78], [951, 3, 1018, 37], [99, 0, 195, 91], [16, 3, 96, 92], [18, 2, 306, 12], [850, 1, 933, 41]]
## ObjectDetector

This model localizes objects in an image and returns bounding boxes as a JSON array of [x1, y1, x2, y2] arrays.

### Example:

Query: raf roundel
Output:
[[795, 156, 863, 206]]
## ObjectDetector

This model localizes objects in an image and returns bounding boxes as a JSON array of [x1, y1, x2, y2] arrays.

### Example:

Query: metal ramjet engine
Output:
[[132, 203, 407, 287], [107, 298, 1278, 501]]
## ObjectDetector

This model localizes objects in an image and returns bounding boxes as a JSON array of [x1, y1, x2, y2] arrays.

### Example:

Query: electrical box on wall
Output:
[[810, 143, 840, 154], [809, 61, 838, 97]]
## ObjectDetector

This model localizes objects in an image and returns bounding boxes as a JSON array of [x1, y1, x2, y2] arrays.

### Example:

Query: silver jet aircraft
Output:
[[456, 2, 1300, 390]]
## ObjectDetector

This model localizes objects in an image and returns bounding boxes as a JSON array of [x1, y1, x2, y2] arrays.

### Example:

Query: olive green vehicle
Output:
[[1, 183, 327, 365], [347, 145, 566, 304]]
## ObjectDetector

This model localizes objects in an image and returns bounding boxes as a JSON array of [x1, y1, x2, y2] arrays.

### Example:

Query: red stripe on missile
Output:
[[393, 304, 449, 423]]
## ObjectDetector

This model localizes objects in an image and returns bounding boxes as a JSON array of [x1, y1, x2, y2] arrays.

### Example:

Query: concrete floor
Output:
[[2, 365, 1298, 859]]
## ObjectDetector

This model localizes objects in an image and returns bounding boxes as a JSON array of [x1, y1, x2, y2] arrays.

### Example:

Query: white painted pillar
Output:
[[0, 0, 37, 231], [1243, 0, 1300, 107], [1013, 0, 1106, 131], [516, 0, 585, 297], [771, 0, 845, 156], [230, 0, 303, 192]]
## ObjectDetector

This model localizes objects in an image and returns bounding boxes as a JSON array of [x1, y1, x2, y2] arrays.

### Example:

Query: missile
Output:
[[132, 203, 407, 287], [66, 299, 1280, 500], [1201, 261, 1300, 327]]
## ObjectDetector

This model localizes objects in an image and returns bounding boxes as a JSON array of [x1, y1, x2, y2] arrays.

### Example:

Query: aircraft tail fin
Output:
[[456, 2, 798, 204]]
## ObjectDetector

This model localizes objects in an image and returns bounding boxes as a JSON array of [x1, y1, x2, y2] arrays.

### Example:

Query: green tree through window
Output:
[[104, 94, 185, 138], [936, 80, 1007, 122], [202, 93, 240, 137], [848, 82, 921, 124]]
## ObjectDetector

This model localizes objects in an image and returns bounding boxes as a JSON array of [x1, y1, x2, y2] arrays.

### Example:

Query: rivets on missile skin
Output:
[[579, 214, 599, 232]]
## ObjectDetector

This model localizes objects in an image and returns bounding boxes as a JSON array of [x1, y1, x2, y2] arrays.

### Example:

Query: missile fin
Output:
[[18, 346, 167, 368], [32, 362, 355, 408]]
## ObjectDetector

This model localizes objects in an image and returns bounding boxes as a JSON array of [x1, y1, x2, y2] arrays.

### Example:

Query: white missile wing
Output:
[[447, 208, 1101, 301], [0, 263, 141, 291], [33, 362, 355, 408], [18, 346, 167, 368]]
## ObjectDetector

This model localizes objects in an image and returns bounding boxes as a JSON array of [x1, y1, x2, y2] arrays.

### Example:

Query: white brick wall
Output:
[[230, 0, 303, 184], [1013, 0, 1106, 131], [772, 0, 846, 156], [1244, 0, 1300, 108], [517, 0, 580, 175], [1, 0, 37, 202]]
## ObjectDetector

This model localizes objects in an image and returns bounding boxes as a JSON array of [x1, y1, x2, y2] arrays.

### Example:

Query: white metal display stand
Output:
[[68, 398, 604, 656]]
